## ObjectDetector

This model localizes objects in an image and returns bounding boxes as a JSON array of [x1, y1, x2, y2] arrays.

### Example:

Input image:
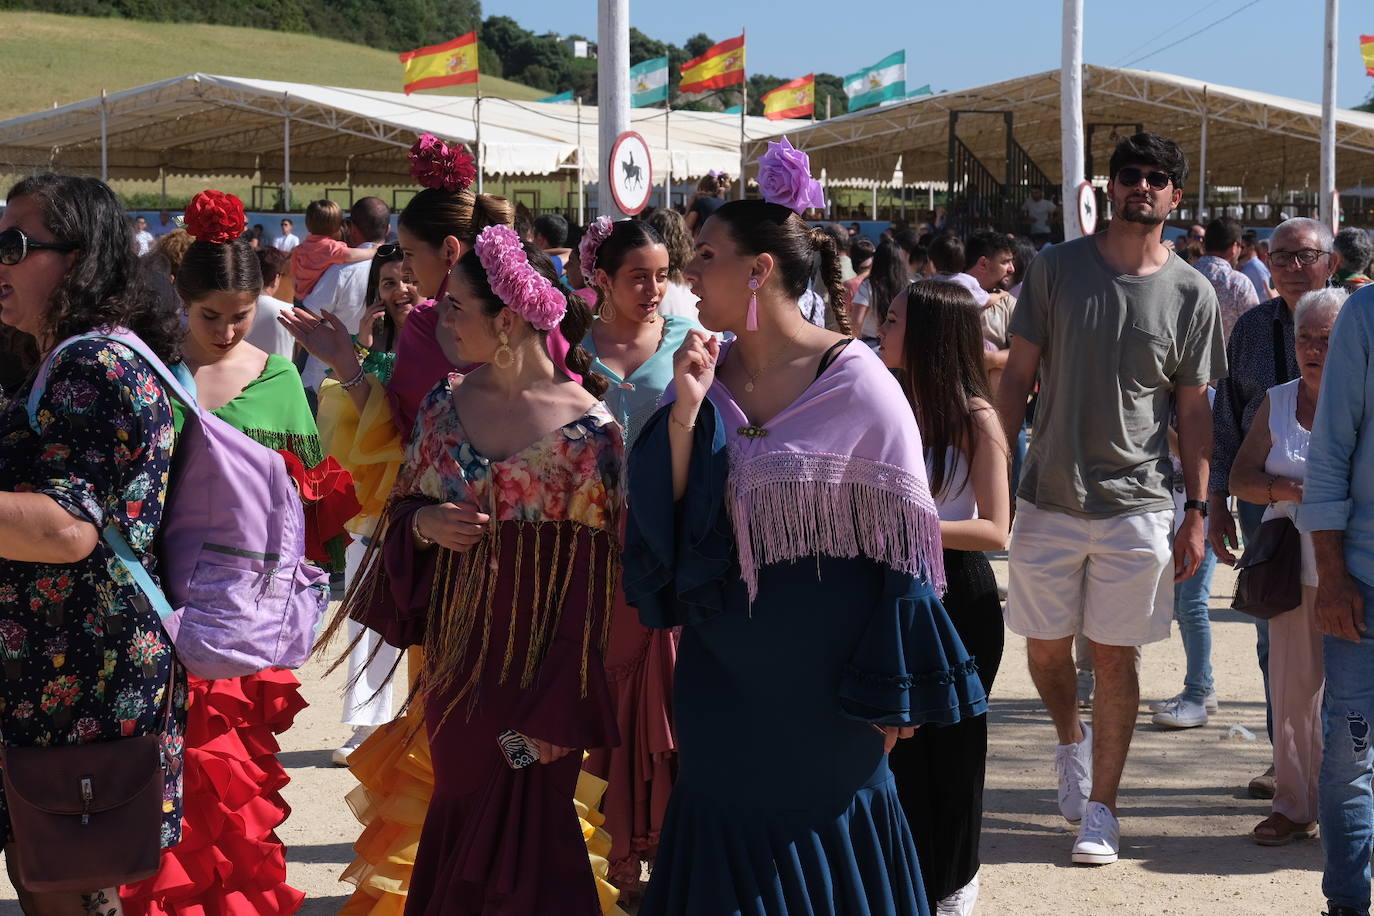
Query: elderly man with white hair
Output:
[[1208, 216, 1341, 799]]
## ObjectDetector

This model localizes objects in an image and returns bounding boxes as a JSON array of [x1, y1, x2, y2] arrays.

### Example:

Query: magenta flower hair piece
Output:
[[578, 215, 616, 279], [757, 136, 826, 214], [409, 132, 478, 193], [474, 225, 567, 331]]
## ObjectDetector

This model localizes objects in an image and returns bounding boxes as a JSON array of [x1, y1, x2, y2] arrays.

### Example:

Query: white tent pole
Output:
[[475, 85, 484, 195], [598, 0, 630, 217], [159, 166, 166, 208], [1320, 0, 1338, 228], [1199, 86, 1208, 221], [664, 105, 672, 209], [1060, 0, 1086, 241], [283, 107, 292, 213], [871, 182, 878, 220], [576, 96, 585, 225], [99, 89, 108, 182]]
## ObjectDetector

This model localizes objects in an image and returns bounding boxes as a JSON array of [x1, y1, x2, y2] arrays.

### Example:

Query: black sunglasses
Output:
[[0, 227, 78, 267], [376, 242, 403, 260], [1115, 166, 1173, 191]]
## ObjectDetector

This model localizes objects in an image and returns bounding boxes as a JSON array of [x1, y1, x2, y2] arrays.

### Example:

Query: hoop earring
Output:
[[746, 277, 760, 331], [600, 291, 617, 323], [493, 330, 515, 369]]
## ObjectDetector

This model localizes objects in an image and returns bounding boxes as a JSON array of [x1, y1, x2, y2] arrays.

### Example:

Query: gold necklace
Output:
[[740, 324, 804, 393]]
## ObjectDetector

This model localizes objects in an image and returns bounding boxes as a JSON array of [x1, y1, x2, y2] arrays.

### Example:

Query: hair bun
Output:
[[184, 190, 246, 244]]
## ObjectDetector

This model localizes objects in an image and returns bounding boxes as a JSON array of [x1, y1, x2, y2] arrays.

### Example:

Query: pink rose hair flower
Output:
[[757, 136, 826, 215], [474, 225, 567, 331], [578, 215, 616, 279], [409, 132, 478, 193]]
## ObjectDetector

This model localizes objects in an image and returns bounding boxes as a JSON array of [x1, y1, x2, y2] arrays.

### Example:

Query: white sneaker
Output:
[[331, 724, 376, 767], [1076, 670, 1095, 710], [935, 872, 979, 915], [1148, 690, 1217, 714], [1071, 801, 1120, 865], [1151, 696, 1209, 729], [1054, 722, 1093, 824]]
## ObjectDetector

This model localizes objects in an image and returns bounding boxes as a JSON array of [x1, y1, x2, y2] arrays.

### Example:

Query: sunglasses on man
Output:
[[1114, 167, 1173, 191], [0, 227, 78, 267]]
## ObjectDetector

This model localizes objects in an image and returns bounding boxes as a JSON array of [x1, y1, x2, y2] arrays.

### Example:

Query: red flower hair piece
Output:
[[183, 190, 247, 244], [409, 133, 478, 193]]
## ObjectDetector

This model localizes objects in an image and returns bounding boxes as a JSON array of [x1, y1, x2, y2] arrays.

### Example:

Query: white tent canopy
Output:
[[0, 72, 802, 187], [747, 64, 1374, 194]]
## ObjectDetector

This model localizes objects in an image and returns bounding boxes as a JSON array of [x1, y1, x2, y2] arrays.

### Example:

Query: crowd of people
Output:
[[0, 126, 1372, 916]]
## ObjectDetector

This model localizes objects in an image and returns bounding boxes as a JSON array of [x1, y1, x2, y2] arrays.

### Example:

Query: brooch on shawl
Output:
[[737, 425, 768, 439]]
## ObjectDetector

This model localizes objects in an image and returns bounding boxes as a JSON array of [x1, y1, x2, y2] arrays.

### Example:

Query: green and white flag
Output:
[[630, 57, 670, 107], [844, 50, 905, 111], [538, 90, 574, 104], [908, 84, 932, 98]]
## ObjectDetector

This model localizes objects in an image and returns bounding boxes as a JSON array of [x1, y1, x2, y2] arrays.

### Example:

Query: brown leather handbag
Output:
[[1232, 516, 1303, 620], [1, 670, 174, 893]]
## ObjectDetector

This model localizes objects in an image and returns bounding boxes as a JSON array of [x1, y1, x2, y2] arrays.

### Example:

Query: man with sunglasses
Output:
[[998, 132, 1226, 866], [1208, 216, 1340, 800], [298, 197, 392, 402]]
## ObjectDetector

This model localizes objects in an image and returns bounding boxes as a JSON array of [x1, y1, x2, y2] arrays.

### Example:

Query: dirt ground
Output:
[[0, 558, 1327, 915]]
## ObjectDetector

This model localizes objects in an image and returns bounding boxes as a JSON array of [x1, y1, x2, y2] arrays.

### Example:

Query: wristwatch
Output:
[[1183, 499, 1209, 518]]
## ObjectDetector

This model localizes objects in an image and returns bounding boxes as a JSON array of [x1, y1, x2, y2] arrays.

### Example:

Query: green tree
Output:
[[683, 32, 714, 59], [814, 72, 847, 119], [479, 14, 532, 64], [629, 27, 666, 65]]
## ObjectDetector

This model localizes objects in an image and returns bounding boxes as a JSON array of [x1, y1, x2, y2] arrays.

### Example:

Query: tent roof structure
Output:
[[746, 64, 1374, 193], [0, 72, 802, 185]]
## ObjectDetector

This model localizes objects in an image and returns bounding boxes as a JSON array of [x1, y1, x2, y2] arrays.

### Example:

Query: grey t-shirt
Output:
[[1010, 235, 1227, 519]]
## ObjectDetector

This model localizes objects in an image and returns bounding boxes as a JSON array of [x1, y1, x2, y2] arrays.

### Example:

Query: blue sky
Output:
[[503, 0, 1372, 109]]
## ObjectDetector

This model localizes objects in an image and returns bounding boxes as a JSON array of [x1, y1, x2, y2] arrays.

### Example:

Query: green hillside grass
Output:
[[0, 11, 545, 121]]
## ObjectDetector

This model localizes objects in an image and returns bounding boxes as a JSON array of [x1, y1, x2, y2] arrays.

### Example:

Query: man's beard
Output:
[[1117, 201, 1166, 226]]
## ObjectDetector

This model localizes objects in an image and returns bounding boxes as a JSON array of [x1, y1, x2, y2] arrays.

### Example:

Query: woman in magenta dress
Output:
[[345, 225, 622, 915]]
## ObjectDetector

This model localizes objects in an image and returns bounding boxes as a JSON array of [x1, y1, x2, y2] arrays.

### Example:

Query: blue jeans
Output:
[[1319, 574, 1374, 916], [1011, 421, 1029, 494], [1174, 542, 1217, 702], [1238, 499, 1274, 743]]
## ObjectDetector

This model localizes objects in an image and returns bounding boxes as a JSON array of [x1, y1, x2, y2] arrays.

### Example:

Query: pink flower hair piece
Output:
[[757, 136, 826, 214], [409, 132, 478, 193], [474, 225, 567, 331], [578, 215, 616, 279]]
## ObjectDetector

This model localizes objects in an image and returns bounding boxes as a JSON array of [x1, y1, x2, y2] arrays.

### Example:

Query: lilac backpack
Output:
[[28, 330, 330, 679]]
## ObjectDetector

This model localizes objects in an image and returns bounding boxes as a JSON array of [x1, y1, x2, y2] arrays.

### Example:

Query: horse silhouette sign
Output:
[[608, 130, 653, 215]]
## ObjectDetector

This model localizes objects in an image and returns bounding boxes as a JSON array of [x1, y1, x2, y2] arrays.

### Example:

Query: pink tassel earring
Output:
[[746, 277, 760, 331]]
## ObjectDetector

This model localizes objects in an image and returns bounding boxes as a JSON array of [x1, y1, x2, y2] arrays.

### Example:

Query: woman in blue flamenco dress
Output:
[[622, 140, 988, 916]]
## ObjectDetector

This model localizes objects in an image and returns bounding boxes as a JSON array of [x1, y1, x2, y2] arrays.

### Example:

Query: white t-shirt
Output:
[[1023, 198, 1057, 234], [273, 233, 300, 253], [245, 295, 296, 361], [658, 281, 701, 323], [300, 243, 377, 389], [133, 230, 155, 256], [851, 279, 880, 339]]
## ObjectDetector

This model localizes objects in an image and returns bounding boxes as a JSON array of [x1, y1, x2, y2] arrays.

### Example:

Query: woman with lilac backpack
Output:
[[0, 173, 187, 912]]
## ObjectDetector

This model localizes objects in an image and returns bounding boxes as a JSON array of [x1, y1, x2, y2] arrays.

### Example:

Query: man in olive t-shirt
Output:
[[998, 132, 1227, 867]]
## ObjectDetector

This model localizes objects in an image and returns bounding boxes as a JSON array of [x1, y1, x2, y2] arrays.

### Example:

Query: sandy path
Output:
[[0, 558, 1326, 915]]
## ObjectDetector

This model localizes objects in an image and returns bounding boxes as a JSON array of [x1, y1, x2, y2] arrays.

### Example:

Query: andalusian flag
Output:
[[762, 75, 814, 120], [1363, 35, 1374, 76], [630, 57, 670, 107], [539, 90, 574, 104], [400, 31, 478, 95], [679, 34, 745, 95], [845, 50, 906, 111]]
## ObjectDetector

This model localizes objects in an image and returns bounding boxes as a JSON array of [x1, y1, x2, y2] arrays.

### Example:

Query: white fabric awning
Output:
[[0, 73, 802, 186]]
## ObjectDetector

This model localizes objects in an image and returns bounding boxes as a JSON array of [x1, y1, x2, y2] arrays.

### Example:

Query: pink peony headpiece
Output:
[[578, 215, 616, 279], [409, 133, 478, 193], [757, 136, 825, 214], [474, 225, 567, 331]]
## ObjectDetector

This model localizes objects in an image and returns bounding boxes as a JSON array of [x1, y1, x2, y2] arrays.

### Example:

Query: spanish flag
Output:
[[762, 74, 814, 120], [400, 31, 478, 95], [1363, 34, 1374, 77], [679, 34, 745, 95]]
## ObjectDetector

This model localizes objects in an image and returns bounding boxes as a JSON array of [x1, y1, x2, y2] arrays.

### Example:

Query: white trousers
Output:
[[341, 537, 399, 727]]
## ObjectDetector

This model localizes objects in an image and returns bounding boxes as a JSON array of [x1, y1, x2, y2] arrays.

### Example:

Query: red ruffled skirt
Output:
[[121, 669, 308, 915]]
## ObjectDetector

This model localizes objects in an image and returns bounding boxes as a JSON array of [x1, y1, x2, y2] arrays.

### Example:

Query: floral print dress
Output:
[[0, 337, 185, 847]]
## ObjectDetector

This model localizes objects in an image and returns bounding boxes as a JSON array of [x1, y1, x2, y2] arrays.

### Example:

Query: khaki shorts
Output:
[[1006, 499, 1175, 647]]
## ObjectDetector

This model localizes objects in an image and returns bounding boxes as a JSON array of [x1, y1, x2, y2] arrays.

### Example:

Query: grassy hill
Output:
[[0, 11, 546, 121]]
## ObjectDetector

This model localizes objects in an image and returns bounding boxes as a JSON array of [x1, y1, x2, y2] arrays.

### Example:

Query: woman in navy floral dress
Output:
[[0, 174, 186, 913]]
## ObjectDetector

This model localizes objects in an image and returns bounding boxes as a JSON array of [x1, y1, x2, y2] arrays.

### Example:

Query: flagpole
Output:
[[577, 96, 585, 225], [738, 27, 746, 201], [1319, 0, 1338, 229], [664, 102, 672, 210], [475, 78, 484, 195]]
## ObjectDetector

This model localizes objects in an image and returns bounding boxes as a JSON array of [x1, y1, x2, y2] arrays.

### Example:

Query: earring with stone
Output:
[[746, 277, 760, 331]]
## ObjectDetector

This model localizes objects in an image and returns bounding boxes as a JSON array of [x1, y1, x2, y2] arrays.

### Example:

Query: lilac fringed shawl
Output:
[[664, 339, 945, 600]]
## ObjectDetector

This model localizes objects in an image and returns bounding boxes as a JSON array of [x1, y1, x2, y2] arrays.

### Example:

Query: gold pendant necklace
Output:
[[742, 324, 804, 393]]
